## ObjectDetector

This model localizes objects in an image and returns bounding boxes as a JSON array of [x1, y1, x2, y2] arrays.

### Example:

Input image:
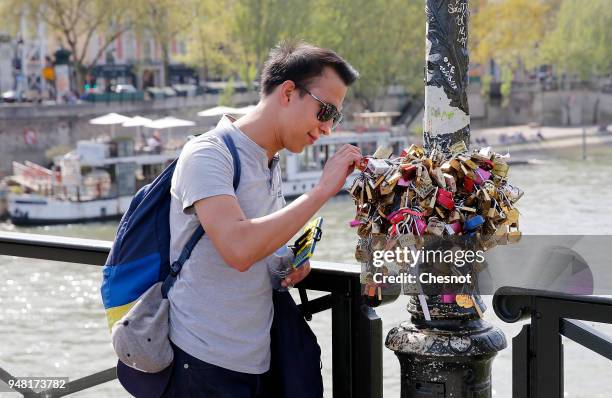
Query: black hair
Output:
[[260, 40, 359, 96]]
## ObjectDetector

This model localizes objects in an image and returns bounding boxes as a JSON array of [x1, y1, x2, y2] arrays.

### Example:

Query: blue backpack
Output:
[[100, 133, 240, 328]]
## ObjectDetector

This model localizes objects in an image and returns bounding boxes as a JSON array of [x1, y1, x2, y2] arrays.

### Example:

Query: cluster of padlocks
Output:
[[349, 141, 524, 315]]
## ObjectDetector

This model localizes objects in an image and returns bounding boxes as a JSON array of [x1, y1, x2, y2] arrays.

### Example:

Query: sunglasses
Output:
[[298, 86, 343, 130]]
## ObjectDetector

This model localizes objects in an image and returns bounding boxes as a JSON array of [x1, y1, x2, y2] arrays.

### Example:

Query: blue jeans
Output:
[[162, 342, 270, 398]]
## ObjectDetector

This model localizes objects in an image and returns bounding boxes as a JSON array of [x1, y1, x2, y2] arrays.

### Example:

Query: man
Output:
[[164, 41, 361, 397]]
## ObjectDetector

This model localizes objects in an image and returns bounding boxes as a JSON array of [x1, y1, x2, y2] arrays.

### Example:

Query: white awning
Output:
[[122, 116, 153, 127], [89, 112, 132, 125], [144, 117, 196, 129]]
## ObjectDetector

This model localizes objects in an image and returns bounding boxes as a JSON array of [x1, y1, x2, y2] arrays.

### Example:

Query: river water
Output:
[[1, 147, 612, 397]]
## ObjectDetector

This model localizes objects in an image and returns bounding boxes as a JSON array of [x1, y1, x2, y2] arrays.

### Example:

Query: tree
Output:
[[471, 0, 551, 104], [133, 0, 195, 87], [540, 0, 612, 79], [229, 0, 312, 90], [15, 0, 136, 93], [179, 0, 235, 82], [308, 0, 424, 110]]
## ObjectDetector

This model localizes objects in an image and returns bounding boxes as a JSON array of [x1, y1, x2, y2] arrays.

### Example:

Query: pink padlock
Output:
[[473, 167, 492, 185], [397, 177, 411, 187], [411, 217, 427, 235], [445, 221, 463, 235], [441, 294, 456, 304]]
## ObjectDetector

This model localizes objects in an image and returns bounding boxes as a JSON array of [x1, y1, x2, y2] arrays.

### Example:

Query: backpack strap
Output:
[[161, 132, 241, 298]]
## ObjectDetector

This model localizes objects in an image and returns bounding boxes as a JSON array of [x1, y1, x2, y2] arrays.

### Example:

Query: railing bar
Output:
[[0, 366, 37, 396], [38, 367, 117, 398], [560, 319, 612, 361], [297, 294, 333, 316]]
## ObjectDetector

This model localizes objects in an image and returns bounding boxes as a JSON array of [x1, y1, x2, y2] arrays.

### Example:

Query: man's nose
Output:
[[319, 119, 333, 136]]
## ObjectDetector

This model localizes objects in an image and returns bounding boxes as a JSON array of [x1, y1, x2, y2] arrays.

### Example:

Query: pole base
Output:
[[386, 315, 506, 398]]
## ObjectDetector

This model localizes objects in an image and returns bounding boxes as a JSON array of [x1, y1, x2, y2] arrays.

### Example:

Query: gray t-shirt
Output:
[[168, 116, 285, 374]]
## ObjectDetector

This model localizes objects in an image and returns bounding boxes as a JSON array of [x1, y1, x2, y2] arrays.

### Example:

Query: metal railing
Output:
[[493, 286, 612, 398], [0, 231, 382, 398]]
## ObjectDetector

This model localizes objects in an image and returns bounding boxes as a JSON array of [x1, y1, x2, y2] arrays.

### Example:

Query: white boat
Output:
[[6, 130, 408, 225], [7, 138, 178, 226], [281, 131, 408, 198]]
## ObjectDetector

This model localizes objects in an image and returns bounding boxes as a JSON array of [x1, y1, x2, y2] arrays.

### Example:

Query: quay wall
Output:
[[469, 87, 612, 128]]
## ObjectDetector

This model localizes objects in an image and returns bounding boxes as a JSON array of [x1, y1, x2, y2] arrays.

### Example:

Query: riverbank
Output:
[[471, 124, 612, 161]]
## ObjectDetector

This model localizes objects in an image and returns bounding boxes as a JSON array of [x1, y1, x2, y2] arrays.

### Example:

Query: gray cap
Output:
[[111, 282, 173, 373]]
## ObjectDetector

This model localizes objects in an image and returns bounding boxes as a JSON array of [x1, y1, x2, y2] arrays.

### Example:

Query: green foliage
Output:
[[219, 77, 235, 106], [540, 0, 612, 78]]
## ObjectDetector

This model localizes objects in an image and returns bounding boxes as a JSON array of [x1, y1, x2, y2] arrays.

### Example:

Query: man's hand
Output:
[[281, 260, 312, 288], [316, 144, 362, 198]]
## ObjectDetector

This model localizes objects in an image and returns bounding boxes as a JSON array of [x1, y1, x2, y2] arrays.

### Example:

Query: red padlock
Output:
[[401, 164, 417, 179], [436, 188, 455, 210], [463, 175, 475, 193]]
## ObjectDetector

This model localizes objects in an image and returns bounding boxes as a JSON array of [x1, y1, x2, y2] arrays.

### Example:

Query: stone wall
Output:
[[469, 86, 612, 128]]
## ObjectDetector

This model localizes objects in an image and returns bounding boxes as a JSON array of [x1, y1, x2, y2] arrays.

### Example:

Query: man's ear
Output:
[[278, 80, 296, 106]]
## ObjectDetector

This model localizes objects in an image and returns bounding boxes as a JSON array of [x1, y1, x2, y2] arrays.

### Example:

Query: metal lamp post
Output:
[[385, 1, 507, 396]]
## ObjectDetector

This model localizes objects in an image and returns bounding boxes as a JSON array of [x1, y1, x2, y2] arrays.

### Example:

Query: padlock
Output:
[[411, 217, 427, 235], [448, 209, 463, 223], [441, 294, 457, 304], [379, 181, 395, 196], [464, 215, 485, 231], [508, 229, 521, 244], [450, 140, 468, 155], [401, 164, 418, 179], [426, 217, 445, 236], [367, 158, 391, 175], [463, 176, 475, 193], [398, 177, 411, 187], [436, 188, 455, 210], [505, 207, 519, 224], [373, 146, 393, 159], [406, 144, 425, 158], [455, 294, 474, 308], [473, 167, 492, 185], [356, 158, 369, 171], [501, 183, 524, 203], [431, 167, 446, 188], [446, 221, 463, 235], [464, 193, 478, 206], [444, 173, 457, 192], [414, 179, 435, 198], [365, 184, 373, 201], [492, 161, 509, 178], [462, 158, 479, 171]]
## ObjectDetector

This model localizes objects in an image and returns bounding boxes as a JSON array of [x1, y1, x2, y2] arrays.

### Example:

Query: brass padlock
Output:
[[450, 140, 468, 155], [492, 161, 509, 178], [431, 167, 446, 188], [505, 208, 519, 224], [373, 146, 393, 159], [448, 209, 463, 222], [455, 294, 474, 308], [508, 228, 521, 244]]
